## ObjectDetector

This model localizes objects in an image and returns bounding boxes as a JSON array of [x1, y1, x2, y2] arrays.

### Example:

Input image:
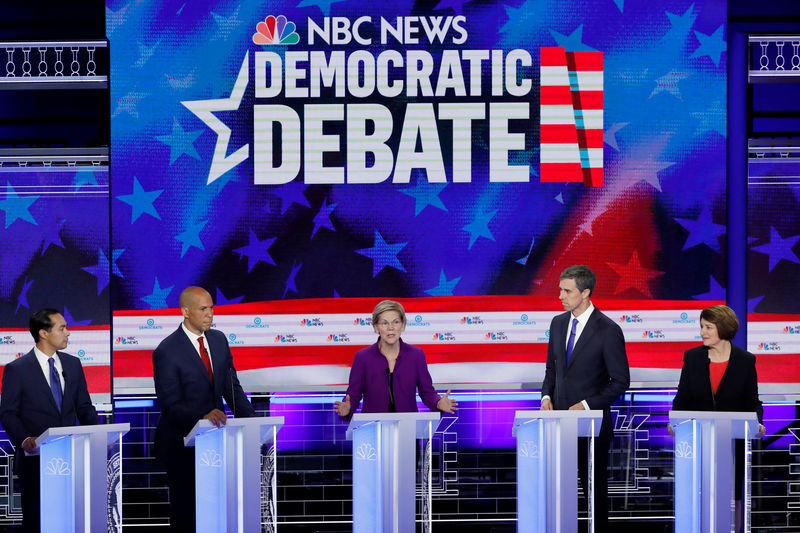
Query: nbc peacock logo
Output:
[[253, 15, 300, 45]]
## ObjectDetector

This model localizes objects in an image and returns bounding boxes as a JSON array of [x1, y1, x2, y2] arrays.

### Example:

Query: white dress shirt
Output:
[[565, 303, 595, 352], [543, 303, 595, 410], [33, 346, 65, 392], [181, 322, 213, 373]]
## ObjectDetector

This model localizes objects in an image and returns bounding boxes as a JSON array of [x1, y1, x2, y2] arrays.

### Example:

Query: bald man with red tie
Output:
[[152, 286, 255, 532]]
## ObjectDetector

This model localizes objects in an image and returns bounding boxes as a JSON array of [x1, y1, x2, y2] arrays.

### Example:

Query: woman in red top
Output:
[[670, 305, 765, 532]]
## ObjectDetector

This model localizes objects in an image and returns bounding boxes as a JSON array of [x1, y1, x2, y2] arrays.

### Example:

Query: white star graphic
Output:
[[182, 52, 250, 185]]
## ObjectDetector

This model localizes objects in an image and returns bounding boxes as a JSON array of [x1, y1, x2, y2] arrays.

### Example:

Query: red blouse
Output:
[[709, 360, 729, 394]]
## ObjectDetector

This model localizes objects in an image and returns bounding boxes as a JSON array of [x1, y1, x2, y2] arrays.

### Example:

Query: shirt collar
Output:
[[571, 302, 595, 327], [181, 322, 206, 343], [33, 346, 60, 366]]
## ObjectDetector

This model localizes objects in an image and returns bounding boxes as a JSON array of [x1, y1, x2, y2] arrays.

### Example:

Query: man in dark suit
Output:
[[153, 286, 255, 532], [0, 308, 100, 532], [540, 265, 630, 533]]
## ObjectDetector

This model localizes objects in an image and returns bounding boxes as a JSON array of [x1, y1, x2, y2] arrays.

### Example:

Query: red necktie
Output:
[[197, 337, 213, 380]]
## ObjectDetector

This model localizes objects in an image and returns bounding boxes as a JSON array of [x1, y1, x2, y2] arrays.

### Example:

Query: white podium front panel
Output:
[[36, 423, 130, 533], [347, 412, 440, 533], [185, 416, 284, 533], [670, 410, 758, 533], [513, 410, 603, 533]]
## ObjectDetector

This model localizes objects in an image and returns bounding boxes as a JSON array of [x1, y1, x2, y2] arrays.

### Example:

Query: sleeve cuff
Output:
[[581, 400, 590, 410]]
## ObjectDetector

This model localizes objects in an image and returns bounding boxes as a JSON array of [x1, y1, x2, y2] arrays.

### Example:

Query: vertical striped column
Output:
[[539, 47, 604, 187], [540, 46, 583, 184], [566, 51, 604, 187]]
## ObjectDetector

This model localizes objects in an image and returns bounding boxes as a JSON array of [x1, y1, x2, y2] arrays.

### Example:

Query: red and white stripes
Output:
[[540, 47, 604, 187]]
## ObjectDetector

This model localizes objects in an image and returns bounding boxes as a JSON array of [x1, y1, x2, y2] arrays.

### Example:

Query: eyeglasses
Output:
[[377, 319, 403, 328]]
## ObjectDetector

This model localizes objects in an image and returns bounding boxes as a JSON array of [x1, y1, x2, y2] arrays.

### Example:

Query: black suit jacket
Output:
[[153, 326, 255, 461], [672, 344, 763, 422], [541, 307, 630, 416], [0, 350, 100, 461]]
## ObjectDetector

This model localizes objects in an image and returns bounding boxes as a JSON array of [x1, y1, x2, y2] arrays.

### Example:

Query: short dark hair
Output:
[[560, 265, 596, 296], [700, 305, 739, 341], [29, 308, 60, 343]]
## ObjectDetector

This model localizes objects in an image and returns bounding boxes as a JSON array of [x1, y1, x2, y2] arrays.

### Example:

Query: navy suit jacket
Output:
[[0, 350, 99, 461], [153, 326, 254, 461], [541, 308, 630, 418], [672, 344, 763, 422]]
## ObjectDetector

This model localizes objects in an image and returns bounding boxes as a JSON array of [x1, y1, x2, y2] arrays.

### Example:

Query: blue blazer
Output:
[[541, 308, 630, 415], [0, 350, 99, 457], [152, 326, 254, 461]]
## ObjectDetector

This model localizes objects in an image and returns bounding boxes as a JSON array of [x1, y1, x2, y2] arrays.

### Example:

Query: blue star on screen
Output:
[[691, 25, 726, 67], [284, 261, 303, 298], [355, 231, 407, 278], [16, 277, 33, 313], [751, 227, 800, 272], [216, 287, 244, 305], [234, 229, 277, 272], [462, 209, 497, 249], [155, 119, 203, 165], [1, 183, 38, 228], [141, 277, 174, 309], [116, 177, 163, 223], [40, 218, 66, 255], [311, 198, 337, 239], [63, 307, 92, 327], [516, 238, 535, 265], [433, 0, 473, 13], [296, 0, 348, 17], [73, 170, 99, 191], [104, 0, 732, 312], [175, 220, 208, 258], [604, 122, 629, 151], [400, 181, 448, 216], [267, 182, 311, 214], [675, 207, 725, 252], [425, 269, 462, 296], [549, 25, 597, 52], [82, 248, 113, 295], [211, 6, 243, 41], [693, 275, 725, 300]]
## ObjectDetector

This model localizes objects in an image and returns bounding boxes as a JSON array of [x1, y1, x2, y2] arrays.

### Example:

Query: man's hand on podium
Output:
[[756, 424, 766, 439], [437, 391, 458, 414], [334, 395, 351, 416], [203, 408, 228, 428], [568, 402, 586, 410], [21, 437, 37, 453], [540, 397, 553, 410]]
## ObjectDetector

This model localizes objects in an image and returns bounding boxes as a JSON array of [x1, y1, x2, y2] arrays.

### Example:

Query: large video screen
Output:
[[0, 168, 110, 400], [108, 0, 729, 391]]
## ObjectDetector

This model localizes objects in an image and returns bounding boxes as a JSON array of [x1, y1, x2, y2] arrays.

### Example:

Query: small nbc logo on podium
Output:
[[253, 15, 300, 45]]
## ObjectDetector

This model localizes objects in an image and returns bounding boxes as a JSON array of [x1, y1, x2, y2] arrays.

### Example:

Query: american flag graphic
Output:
[[539, 46, 604, 187]]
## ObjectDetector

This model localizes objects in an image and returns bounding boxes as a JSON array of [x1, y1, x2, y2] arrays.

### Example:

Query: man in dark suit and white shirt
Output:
[[540, 265, 630, 532], [153, 286, 255, 532], [0, 308, 100, 532]]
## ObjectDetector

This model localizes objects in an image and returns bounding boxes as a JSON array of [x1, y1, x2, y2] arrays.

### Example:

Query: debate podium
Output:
[[184, 416, 285, 533], [513, 410, 603, 533], [669, 410, 759, 533], [346, 412, 441, 533], [35, 422, 130, 533]]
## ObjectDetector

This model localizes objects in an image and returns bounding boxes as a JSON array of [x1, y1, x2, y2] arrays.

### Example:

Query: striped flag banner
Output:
[[540, 46, 603, 187], [108, 296, 800, 394]]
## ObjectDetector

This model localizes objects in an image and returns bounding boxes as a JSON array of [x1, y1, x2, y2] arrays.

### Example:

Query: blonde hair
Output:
[[372, 300, 406, 325]]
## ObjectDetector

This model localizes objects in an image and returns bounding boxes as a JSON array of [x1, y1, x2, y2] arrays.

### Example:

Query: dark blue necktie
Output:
[[566, 318, 579, 364], [48, 357, 62, 412]]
